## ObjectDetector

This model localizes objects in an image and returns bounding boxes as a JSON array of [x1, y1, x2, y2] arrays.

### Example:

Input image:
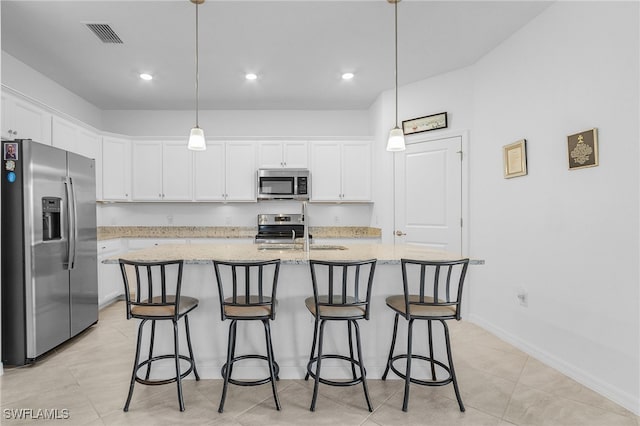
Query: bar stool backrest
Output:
[[309, 259, 377, 320], [118, 259, 185, 320], [400, 259, 469, 320], [213, 259, 281, 320]]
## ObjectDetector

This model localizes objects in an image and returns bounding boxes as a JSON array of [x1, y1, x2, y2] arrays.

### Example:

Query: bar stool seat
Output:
[[305, 259, 377, 412], [382, 258, 469, 412], [213, 259, 282, 413], [118, 259, 200, 413]]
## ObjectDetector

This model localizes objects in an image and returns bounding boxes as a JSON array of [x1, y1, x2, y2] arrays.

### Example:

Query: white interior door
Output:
[[394, 136, 463, 254]]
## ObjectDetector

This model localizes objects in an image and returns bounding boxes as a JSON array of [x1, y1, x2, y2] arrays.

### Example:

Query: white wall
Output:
[[469, 1, 639, 413], [1, 52, 103, 129], [369, 67, 474, 243], [102, 109, 370, 138]]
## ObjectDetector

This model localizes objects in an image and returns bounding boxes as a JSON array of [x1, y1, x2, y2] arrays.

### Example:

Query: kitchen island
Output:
[[106, 243, 479, 380]]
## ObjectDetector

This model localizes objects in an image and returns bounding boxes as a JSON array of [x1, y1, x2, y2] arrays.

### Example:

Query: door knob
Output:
[[395, 230, 406, 236]]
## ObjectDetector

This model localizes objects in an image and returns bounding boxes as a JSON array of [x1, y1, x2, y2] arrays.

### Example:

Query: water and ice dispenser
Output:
[[42, 197, 61, 241]]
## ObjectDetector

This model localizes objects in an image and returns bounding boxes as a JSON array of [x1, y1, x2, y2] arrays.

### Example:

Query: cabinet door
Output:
[[194, 141, 225, 201], [97, 240, 125, 307], [283, 141, 308, 168], [341, 142, 372, 201], [102, 137, 131, 201], [310, 142, 342, 201], [258, 141, 284, 168], [2, 93, 52, 144], [77, 129, 102, 200], [131, 140, 163, 200], [162, 141, 193, 201], [52, 116, 78, 152], [225, 142, 256, 201]]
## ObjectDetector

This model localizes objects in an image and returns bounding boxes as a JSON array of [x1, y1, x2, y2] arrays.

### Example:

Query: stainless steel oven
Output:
[[257, 168, 310, 200]]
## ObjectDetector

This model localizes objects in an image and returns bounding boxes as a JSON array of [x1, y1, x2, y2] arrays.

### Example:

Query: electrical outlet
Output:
[[225, 216, 232, 225], [516, 289, 528, 307], [334, 216, 340, 224], [167, 214, 174, 225]]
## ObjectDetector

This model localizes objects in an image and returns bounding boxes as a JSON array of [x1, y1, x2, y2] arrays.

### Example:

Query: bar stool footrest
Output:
[[134, 354, 196, 386], [221, 354, 280, 387], [307, 354, 367, 387], [389, 354, 453, 386]]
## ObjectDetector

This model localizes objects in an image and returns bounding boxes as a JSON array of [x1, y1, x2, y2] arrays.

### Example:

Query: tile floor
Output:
[[1, 301, 638, 426]]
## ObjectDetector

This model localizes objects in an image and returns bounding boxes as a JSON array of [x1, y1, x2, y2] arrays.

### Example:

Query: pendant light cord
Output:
[[195, 1, 200, 128], [394, 0, 398, 128]]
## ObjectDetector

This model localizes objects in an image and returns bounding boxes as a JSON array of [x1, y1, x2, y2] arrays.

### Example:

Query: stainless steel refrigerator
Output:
[[1, 139, 98, 366]]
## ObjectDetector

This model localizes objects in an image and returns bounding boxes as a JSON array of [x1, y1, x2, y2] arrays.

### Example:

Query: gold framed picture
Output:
[[567, 128, 598, 170], [503, 139, 527, 179]]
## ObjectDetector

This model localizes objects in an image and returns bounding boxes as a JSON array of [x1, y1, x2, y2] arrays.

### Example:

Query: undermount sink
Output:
[[257, 244, 347, 251]]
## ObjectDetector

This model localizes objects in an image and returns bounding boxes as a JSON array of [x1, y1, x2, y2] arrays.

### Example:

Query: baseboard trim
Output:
[[468, 313, 640, 416]]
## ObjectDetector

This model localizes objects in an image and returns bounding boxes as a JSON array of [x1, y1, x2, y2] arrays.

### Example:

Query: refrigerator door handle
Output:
[[63, 176, 77, 270], [69, 176, 78, 270]]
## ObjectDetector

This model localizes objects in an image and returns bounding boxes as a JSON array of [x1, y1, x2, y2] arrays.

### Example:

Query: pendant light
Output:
[[386, 0, 405, 152], [188, 0, 206, 151]]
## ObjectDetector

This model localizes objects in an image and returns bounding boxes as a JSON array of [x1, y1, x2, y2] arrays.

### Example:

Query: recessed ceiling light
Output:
[[139, 73, 153, 81], [245, 73, 258, 81], [341, 72, 355, 80]]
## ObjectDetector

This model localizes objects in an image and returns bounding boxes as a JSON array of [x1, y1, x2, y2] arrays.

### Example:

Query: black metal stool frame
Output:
[[382, 258, 469, 412], [213, 259, 281, 413], [119, 259, 200, 412], [305, 259, 377, 412]]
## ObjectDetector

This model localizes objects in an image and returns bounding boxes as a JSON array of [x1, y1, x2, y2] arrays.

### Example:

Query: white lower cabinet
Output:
[[98, 239, 126, 308]]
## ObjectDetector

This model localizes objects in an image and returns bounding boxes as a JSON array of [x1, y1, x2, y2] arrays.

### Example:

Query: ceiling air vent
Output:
[[85, 23, 123, 44]]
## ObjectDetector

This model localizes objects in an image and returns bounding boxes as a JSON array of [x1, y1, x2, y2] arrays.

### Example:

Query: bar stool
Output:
[[382, 258, 469, 412], [212, 259, 281, 413], [305, 259, 377, 412], [118, 259, 200, 412]]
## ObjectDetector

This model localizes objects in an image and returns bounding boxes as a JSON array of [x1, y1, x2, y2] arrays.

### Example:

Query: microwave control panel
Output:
[[297, 177, 308, 195]]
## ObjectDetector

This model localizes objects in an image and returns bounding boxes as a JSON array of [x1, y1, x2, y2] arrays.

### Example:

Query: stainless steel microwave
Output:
[[257, 168, 310, 200]]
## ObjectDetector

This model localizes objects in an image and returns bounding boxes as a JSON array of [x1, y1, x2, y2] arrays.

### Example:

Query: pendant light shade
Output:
[[387, 127, 405, 151], [386, 0, 405, 152], [188, 127, 206, 150], [188, 0, 206, 151]]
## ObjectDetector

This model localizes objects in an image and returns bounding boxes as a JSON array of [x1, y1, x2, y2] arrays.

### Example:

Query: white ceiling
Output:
[[1, 1, 552, 111]]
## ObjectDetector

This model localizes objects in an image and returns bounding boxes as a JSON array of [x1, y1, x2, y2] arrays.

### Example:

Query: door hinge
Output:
[[460, 217, 463, 227], [457, 150, 463, 161]]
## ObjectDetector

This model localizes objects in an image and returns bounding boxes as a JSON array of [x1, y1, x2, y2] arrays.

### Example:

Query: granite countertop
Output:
[[106, 242, 482, 265], [97, 226, 381, 241]]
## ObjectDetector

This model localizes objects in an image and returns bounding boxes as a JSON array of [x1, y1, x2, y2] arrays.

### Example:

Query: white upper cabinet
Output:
[[194, 141, 225, 201], [102, 136, 131, 201], [194, 141, 256, 202], [52, 116, 101, 159], [310, 141, 372, 202], [52, 116, 101, 199], [226, 142, 257, 201], [131, 140, 193, 201], [258, 141, 307, 168], [162, 141, 193, 201], [2, 92, 52, 145], [131, 140, 163, 200]]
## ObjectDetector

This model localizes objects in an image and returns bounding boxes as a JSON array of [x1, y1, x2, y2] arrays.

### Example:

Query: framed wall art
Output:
[[402, 112, 448, 135], [567, 128, 598, 170], [503, 139, 527, 179]]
